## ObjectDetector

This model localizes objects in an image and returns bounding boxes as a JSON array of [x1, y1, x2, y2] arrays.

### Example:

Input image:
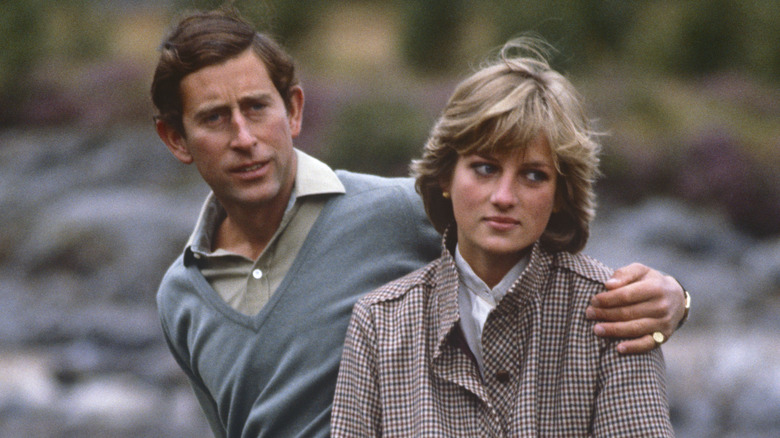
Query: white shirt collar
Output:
[[293, 148, 345, 197], [454, 243, 530, 376], [454, 244, 529, 307]]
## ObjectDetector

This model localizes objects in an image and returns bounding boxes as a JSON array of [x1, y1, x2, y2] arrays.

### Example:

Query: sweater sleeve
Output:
[[331, 300, 382, 437], [159, 299, 226, 438], [398, 178, 442, 263], [593, 344, 674, 437]]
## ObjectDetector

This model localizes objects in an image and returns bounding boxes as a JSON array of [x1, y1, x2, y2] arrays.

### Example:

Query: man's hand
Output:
[[586, 263, 686, 354]]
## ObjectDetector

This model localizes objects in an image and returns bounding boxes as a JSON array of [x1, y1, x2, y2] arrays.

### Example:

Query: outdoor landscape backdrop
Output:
[[1, 0, 778, 436]]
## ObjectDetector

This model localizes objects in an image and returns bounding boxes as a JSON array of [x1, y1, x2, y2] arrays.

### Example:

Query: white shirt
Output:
[[455, 244, 529, 376]]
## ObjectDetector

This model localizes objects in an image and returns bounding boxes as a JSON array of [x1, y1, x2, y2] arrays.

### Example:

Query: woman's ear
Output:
[[156, 119, 193, 165], [439, 180, 451, 199], [439, 174, 452, 196], [553, 184, 566, 213]]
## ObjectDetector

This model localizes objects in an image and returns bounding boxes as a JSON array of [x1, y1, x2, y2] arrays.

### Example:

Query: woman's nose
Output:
[[490, 178, 516, 208]]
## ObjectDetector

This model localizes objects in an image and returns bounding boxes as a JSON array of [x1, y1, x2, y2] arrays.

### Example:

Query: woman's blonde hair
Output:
[[412, 37, 601, 253]]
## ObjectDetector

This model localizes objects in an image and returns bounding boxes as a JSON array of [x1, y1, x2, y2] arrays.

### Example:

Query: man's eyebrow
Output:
[[193, 103, 228, 119], [239, 92, 273, 105], [191, 92, 273, 119]]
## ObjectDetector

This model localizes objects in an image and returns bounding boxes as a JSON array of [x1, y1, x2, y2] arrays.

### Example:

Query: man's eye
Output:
[[203, 113, 223, 124], [246, 102, 266, 114]]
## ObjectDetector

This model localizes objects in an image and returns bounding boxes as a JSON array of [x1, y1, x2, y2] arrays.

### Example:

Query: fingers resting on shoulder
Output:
[[586, 263, 687, 354]]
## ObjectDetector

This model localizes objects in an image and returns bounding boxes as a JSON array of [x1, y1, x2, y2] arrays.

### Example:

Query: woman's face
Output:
[[443, 135, 557, 285]]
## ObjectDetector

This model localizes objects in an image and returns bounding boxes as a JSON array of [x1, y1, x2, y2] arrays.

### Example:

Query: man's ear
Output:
[[287, 85, 304, 138], [156, 119, 193, 164]]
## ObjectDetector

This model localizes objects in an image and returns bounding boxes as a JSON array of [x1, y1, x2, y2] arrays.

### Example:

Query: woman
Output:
[[331, 38, 673, 437]]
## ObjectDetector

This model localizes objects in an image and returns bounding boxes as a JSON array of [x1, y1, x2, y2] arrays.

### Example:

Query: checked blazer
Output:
[[332, 237, 673, 437]]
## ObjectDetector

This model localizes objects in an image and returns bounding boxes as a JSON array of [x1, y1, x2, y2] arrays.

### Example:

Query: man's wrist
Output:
[[675, 279, 691, 329]]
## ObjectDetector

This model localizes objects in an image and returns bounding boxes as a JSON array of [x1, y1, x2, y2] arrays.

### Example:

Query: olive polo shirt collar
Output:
[[184, 148, 345, 260]]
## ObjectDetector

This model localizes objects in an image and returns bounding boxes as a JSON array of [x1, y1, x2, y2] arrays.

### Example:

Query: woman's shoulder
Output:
[[552, 250, 614, 285], [357, 258, 440, 308]]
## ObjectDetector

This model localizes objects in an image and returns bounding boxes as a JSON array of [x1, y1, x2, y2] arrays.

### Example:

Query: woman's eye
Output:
[[526, 170, 550, 182], [472, 163, 498, 176]]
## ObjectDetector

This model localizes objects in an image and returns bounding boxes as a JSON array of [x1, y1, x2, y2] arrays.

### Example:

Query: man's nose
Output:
[[230, 112, 255, 149]]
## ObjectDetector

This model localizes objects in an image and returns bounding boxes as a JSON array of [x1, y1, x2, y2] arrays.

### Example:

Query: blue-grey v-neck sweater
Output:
[[157, 171, 441, 437]]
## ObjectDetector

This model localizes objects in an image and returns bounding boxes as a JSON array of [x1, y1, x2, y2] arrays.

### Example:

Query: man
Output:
[[152, 9, 689, 438]]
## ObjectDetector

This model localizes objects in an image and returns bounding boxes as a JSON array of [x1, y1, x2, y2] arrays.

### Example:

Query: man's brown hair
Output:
[[151, 8, 298, 135]]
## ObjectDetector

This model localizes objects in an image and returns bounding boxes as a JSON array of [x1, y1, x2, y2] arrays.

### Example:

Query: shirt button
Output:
[[495, 370, 511, 383], [252, 269, 263, 279]]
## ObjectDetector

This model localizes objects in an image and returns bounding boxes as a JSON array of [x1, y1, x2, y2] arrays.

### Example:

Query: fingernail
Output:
[[586, 307, 595, 319], [605, 278, 619, 286], [617, 344, 626, 354], [594, 324, 605, 336]]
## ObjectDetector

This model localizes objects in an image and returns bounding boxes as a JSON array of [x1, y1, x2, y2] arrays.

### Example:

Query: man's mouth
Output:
[[232, 160, 268, 173], [238, 163, 265, 172]]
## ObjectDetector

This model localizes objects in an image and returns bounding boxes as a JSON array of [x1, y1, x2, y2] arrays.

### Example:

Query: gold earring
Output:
[[442, 192, 450, 199]]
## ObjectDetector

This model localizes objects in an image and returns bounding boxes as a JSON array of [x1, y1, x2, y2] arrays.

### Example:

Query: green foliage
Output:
[[486, 0, 585, 71], [398, 0, 467, 73], [624, 0, 740, 76], [2, 0, 778, 128], [167, 0, 780, 80], [577, 0, 641, 53], [482, 0, 640, 71], [481, 0, 780, 80], [322, 98, 432, 177], [0, 0, 115, 124], [58, 5, 111, 61], [0, 0, 45, 123], [170, 0, 328, 46]]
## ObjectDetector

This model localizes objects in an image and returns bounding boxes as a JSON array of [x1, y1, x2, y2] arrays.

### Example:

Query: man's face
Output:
[[159, 49, 303, 213]]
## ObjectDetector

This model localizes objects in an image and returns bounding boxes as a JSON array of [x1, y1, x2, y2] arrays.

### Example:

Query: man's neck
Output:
[[214, 188, 293, 260]]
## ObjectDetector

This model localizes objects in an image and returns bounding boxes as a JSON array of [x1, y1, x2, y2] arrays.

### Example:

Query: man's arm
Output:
[[586, 263, 689, 354], [159, 310, 227, 437]]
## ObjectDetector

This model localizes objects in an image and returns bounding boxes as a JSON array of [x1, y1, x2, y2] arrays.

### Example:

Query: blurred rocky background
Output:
[[1, 0, 778, 436]]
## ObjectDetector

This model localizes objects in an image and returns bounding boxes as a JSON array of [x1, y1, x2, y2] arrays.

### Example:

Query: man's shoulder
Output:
[[335, 170, 415, 194], [156, 253, 191, 308], [328, 170, 426, 223]]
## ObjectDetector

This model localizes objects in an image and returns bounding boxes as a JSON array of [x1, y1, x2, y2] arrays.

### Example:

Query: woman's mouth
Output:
[[484, 216, 520, 230]]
